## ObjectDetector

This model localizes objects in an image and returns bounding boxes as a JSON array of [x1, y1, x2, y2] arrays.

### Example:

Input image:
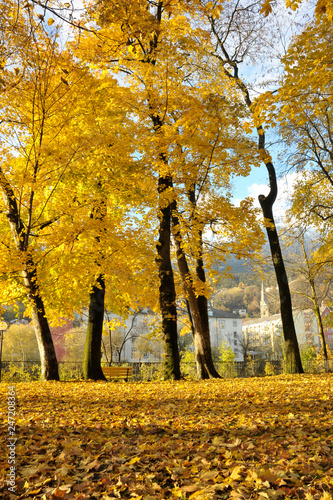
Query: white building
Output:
[[208, 307, 243, 361], [242, 283, 322, 359], [103, 309, 163, 363], [103, 307, 243, 363]]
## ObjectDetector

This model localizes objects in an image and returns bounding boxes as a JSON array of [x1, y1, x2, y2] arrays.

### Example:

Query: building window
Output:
[[233, 320, 237, 327], [143, 352, 149, 359], [233, 332, 237, 338], [219, 320, 225, 328], [131, 347, 136, 359]]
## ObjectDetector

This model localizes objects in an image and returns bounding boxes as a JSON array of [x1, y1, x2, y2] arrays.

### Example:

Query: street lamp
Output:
[[0, 321, 8, 383]]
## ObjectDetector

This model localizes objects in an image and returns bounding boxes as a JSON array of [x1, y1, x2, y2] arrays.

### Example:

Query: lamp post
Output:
[[0, 321, 8, 383]]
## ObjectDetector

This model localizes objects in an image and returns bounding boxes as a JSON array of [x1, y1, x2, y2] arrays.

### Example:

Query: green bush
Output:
[[264, 361, 276, 376], [59, 363, 82, 380], [139, 363, 164, 381], [219, 342, 237, 378], [2, 362, 41, 381], [180, 350, 197, 379]]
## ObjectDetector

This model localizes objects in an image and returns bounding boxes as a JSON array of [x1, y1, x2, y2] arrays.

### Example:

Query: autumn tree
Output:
[[2, 323, 39, 364], [71, 0, 266, 380], [74, 0, 193, 379], [195, 0, 303, 373], [271, 19, 333, 227], [0, 12, 64, 380], [261, 17, 333, 366], [284, 227, 333, 362], [167, 70, 263, 377], [0, 3, 143, 380]]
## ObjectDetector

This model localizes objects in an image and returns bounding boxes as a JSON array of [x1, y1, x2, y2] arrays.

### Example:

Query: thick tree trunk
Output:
[[259, 161, 304, 374], [82, 274, 107, 380], [151, 109, 180, 380], [156, 175, 181, 380], [172, 208, 220, 379], [82, 186, 107, 381]]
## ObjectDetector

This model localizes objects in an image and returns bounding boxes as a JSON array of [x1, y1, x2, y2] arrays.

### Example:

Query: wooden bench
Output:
[[102, 366, 133, 381]]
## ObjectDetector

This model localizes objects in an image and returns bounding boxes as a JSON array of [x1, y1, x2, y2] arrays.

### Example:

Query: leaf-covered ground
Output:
[[1, 375, 333, 499]]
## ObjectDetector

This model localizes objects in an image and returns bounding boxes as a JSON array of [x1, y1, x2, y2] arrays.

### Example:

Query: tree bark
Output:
[[156, 174, 181, 380], [172, 206, 220, 379], [83, 274, 107, 380], [310, 278, 328, 361], [22, 260, 59, 380], [259, 161, 304, 374], [82, 188, 107, 381], [0, 169, 59, 381]]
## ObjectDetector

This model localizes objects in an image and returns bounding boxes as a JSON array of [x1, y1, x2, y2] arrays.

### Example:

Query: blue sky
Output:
[[233, 164, 269, 203]]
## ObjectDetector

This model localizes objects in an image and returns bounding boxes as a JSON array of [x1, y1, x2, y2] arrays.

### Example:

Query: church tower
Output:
[[260, 281, 269, 318]]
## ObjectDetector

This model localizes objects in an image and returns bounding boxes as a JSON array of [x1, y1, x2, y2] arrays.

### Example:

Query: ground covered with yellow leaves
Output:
[[1, 374, 333, 500]]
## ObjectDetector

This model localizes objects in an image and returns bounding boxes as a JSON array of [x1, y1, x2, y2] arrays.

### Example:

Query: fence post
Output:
[[0, 322, 8, 383]]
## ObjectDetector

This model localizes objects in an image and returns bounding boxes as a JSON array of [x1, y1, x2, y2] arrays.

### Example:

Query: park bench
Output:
[[102, 366, 133, 381]]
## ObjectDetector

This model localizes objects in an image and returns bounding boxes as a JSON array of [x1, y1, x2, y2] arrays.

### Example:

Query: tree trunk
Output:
[[82, 185, 107, 381], [172, 207, 220, 379], [259, 161, 304, 374], [0, 169, 59, 381], [300, 237, 329, 362], [23, 262, 59, 381], [82, 274, 107, 380], [156, 174, 181, 380], [310, 279, 328, 361], [202, 16, 303, 374], [150, 108, 180, 380]]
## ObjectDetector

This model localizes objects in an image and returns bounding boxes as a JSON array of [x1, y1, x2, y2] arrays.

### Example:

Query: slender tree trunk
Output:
[[310, 279, 328, 361], [172, 206, 220, 379], [313, 297, 328, 361], [204, 15, 303, 373], [300, 237, 328, 362], [23, 262, 59, 380], [259, 161, 303, 374], [0, 170, 59, 380], [83, 274, 107, 380], [101, 339, 109, 366], [109, 328, 113, 365]]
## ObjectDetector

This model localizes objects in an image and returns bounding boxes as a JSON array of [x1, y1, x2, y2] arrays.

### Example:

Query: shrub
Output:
[[2, 362, 41, 381]]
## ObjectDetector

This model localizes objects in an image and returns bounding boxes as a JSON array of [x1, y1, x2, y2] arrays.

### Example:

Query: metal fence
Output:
[[0, 359, 278, 381], [0, 358, 332, 382]]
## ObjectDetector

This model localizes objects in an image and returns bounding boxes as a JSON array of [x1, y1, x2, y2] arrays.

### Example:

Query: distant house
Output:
[[102, 307, 244, 363], [50, 320, 74, 361], [242, 282, 323, 359], [242, 314, 283, 359], [232, 308, 247, 317], [208, 308, 243, 361], [103, 309, 163, 363]]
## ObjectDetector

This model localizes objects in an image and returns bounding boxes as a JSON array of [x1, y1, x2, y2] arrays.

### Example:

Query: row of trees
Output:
[[0, 0, 331, 380]]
